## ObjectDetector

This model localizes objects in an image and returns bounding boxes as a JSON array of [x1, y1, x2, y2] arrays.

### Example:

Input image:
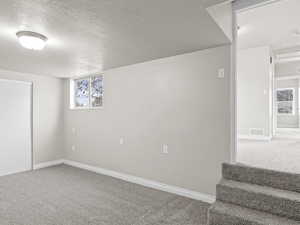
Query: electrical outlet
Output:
[[71, 145, 76, 151], [119, 137, 124, 145], [162, 144, 168, 154]]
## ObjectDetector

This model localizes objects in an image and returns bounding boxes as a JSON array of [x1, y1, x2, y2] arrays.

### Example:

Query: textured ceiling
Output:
[[237, 0, 300, 51], [0, 0, 230, 78]]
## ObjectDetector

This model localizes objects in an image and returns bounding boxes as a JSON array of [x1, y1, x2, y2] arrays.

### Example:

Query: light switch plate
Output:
[[162, 144, 168, 154], [218, 68, 225, 78]]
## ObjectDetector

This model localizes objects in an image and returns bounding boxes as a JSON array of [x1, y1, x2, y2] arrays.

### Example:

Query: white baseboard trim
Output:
[[63, 160, 216, 204], [32, 159, 216, 203], [238, 135, 272, 141], [33, 159, 64, 170]]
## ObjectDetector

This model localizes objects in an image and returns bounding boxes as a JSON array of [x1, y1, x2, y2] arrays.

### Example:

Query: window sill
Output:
[[69, 106, 103, 111]]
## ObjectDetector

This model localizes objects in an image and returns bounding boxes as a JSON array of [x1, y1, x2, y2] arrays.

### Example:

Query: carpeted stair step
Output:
[[208, 201, 300, 225], [222, 163, 300, 193], [216, 179, 300, 221]]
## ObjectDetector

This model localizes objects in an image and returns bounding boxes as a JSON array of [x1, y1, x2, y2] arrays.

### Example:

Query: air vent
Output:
[[249, 128, 264, 136]]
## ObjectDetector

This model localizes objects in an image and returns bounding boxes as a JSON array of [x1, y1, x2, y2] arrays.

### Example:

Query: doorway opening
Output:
[[235, 0, 300, 173]]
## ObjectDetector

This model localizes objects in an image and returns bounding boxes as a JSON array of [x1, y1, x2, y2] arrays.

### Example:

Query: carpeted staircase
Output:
[[207, 163, 300, 225]]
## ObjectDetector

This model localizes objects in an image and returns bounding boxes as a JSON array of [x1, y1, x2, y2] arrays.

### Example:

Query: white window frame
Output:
[[70, 75, 104, 110], [276, 88, 295, 115]]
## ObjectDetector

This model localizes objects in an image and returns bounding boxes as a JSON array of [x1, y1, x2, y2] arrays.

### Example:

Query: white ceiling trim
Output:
[[276, 75, 300, 80], [276, 51, 300, 64]]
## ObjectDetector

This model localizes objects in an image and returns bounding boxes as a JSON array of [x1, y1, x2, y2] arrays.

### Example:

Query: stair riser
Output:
[[222, 163, 300, 193], [217, 184, 300, 221], [208, 211, 262, 225]]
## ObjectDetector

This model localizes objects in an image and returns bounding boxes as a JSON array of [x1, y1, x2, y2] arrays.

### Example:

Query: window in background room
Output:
[[276, 88, 294, 115], [70, 75, 103, 109]]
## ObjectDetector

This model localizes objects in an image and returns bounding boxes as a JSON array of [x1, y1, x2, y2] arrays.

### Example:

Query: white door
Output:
[[0, 79, 32, 176]]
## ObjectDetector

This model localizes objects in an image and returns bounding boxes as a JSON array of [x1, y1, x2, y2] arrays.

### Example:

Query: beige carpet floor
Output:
[[237, 132, 300, 174], [0, 165, 209, 225]]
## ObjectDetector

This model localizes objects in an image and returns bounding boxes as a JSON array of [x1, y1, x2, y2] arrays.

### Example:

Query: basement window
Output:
[[70, 75, 103, 109], [276, 88, 294, 115]]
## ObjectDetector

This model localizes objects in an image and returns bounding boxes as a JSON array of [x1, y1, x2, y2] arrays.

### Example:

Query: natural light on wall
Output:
[[16, 31, 48, 50]]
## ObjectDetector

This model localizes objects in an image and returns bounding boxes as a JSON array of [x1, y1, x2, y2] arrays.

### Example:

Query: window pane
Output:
[[75, 79, 89, 107], [278, 101, 293, 114], [277, 89, 293, 101], [91, 76, 103, 107]]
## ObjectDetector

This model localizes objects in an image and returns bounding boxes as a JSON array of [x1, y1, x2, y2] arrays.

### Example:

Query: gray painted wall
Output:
[[237, 46, 273, 138], [207, 2, 233, 41], [64, 45, 231, 196], [0, 69, 65, 164], [275, 61, 300, 78]]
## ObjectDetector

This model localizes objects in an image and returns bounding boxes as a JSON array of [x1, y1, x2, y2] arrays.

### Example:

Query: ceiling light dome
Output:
[[16, 31, 48, 50]]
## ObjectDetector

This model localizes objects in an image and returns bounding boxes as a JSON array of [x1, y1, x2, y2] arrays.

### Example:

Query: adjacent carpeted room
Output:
[[237, 134, 300, 174]]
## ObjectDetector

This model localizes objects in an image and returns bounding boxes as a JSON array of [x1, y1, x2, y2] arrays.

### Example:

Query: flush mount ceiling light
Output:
[[16, 31, 48, 50]]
